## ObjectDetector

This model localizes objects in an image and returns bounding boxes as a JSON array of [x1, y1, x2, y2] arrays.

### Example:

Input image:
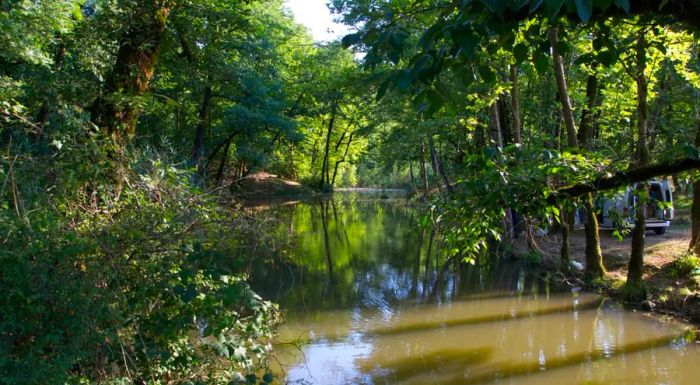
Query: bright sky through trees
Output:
[[284, 0, 350, 42]]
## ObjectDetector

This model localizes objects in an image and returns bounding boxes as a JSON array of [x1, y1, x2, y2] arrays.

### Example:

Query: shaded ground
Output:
[[515, 197, 700, 322], [230, 172, 309, 204]]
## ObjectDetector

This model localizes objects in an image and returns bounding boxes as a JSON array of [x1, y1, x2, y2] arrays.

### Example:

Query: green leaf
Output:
[[592, 37, 604, 51], [389, 30, 409, 48], [533, 51, 550, 75], [478, 64, 496, 83], [341, 32, 362, 48], [376, 75, 394, 101], [594, 0, 614, 10], [395, 70, 413, 91], [262, 373, 274, 383], [455, 28, 478, 59], [614, 0, 630, 13], [513, 43, 529, 64], [574, 52, 595, 65], [556, 41, 571, 55], [529, 0, 545, 13], [574, 0, 593, 21], [544, 0, 566, 17], [596, 49, 616, 66]]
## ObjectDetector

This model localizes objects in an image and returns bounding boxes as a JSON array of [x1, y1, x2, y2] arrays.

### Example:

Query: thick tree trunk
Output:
[[428, 135, 453, 193], [549, 26, 579, 149], [89, 3, 171, 144], [578, 69, 606, 280], [627, 31, 650, 300], [578, 74, 599, 148], [583, 193, 606, 279], [192, 85, 212, 167]]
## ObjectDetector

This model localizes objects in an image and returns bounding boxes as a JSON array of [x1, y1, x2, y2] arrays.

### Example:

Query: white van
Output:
[[577, 179, 674, 235]]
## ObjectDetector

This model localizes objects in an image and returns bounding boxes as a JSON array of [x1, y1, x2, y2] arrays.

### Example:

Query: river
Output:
[[248, 193, 699, 385]]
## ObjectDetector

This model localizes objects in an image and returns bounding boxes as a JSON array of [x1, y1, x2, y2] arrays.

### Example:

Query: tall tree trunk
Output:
[[409, 162, 418, 195], [490, 102, 504, 147], [510, 65, 522, 144], [648, 62, 671, 154], [691, 118, 700, 254], [497, 97, 513, 145], [289, 145, 297, 180], [578, 74, 599, 148], [549, 26, 579, 149], [550, 25, 579, 270], [332, 132, 354, 186], [511, 64, 539, 251], [428, 135, 453, 193], [320, 96, 338, 188], [492, 101, 514, 244], [627, 30, 650, 300], [215, 139, 232, 185], [578, 70, 606, 280], [419, 140, 429, 199], [89, 3, 171, 144], [191, 84, 212, 167]]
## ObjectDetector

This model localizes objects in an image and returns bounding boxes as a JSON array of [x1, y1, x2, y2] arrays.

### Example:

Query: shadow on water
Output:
[[245, 193, 699, 385], [367, 298, 602, 337], [372, 347, 494, 383]]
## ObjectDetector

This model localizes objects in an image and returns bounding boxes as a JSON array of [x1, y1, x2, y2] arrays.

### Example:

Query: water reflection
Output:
[[248, 194, 698, 385]]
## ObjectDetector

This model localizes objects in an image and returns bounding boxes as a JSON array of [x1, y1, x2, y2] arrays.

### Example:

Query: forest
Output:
[[2, 0, 700, 384]]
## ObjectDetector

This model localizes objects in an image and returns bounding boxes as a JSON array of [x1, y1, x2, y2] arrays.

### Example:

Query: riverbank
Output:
[[514, 198, 700, 323], [230, 171, 408, 206]]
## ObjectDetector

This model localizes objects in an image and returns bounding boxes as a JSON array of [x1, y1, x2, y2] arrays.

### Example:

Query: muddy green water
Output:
[[249, 194, 698, 385]]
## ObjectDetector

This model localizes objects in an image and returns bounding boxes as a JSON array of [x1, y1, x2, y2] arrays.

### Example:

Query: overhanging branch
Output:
[[547, 157, 700, 204]]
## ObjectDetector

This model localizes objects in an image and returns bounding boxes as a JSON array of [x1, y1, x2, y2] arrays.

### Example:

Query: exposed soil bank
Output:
[[514, 204, 700, 323]]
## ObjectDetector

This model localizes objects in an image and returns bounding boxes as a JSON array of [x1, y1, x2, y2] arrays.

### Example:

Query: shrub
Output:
[[0, 142, 280, 384], [669, 254, 700, 279]]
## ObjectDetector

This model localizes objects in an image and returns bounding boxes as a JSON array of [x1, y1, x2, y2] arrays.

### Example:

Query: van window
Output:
[[650, 184, 663, 203]]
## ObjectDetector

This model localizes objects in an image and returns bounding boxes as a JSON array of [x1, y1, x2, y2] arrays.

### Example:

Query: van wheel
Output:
[[653, 227, 666, 235]]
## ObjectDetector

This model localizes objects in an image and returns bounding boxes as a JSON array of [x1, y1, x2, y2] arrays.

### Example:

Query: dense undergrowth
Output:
[[0, 135, 280, 384]]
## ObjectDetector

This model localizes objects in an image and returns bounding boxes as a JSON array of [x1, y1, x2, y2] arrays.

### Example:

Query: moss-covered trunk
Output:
[[89, 2, 172, 144], [583, 193, 605, 279]]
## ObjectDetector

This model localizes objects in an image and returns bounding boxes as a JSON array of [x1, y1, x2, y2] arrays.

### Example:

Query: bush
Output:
[[669, 254, 700, 279], [0, 141, 280, 384]]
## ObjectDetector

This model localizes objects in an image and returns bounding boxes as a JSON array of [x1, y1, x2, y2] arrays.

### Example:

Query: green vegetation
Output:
[[669, 254, 700, 278], [3, 0, 700, 382]]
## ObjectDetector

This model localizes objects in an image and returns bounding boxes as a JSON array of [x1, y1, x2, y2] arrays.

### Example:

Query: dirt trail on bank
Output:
[[516, 216, 700, 321]]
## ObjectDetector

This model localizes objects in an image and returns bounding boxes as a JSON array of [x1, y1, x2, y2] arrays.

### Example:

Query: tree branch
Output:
[[548, 157, 700, 204]]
